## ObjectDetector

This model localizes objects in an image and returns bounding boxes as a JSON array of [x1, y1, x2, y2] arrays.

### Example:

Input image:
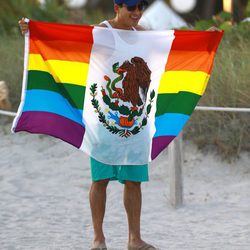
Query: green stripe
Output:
[[27, 70, 86, 110], [156, 92, 201, 116]]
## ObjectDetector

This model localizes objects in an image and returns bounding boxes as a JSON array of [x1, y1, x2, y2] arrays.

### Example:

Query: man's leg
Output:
[[123, 181, 145, 247], [89, 179, 109, 247]]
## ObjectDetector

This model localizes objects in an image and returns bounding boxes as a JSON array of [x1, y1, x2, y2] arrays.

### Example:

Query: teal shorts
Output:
[[90, 157, 149, 184]]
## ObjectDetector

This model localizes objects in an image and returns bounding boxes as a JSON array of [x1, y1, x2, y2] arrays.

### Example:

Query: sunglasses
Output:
[[121, 1, 148, 12]]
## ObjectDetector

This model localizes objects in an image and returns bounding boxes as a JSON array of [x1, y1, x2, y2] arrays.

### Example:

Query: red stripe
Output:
[[29, 20, 94, 43], [165, 30, 223, 72], [171, 30, 223, 52]]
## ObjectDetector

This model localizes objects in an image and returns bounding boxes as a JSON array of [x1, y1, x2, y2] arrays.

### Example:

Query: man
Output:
[[19, 1, 156, 250], [87, 1, 156, 250], [19, 1, 220, 249]]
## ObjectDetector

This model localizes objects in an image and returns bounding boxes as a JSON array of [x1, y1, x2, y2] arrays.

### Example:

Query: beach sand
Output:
[[0, 122, 250, 250]]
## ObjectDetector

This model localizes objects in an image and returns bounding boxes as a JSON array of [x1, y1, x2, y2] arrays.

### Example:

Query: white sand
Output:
[[0, 122, 250, 250]]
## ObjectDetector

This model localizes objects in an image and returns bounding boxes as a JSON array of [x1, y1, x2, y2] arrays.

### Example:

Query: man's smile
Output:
[[130, 15, 140, 22]]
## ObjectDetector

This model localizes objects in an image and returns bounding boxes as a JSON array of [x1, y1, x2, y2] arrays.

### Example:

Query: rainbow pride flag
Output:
[[12, 20, 223, 165]]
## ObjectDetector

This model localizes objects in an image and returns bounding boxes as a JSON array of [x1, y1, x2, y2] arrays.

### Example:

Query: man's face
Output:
[[115, 1, 146, 27]]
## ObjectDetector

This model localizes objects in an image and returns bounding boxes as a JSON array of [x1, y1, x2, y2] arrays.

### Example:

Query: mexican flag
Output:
[[12, 20, 223, 165]]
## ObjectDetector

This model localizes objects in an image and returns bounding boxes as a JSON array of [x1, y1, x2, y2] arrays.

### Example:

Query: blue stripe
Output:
[[154, 113, 190, 137], [23, 90, 84, 126]]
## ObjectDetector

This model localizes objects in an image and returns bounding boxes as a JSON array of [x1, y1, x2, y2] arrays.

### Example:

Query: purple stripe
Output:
[[14, 111, 85, 148], [151, 136, 175, 160]]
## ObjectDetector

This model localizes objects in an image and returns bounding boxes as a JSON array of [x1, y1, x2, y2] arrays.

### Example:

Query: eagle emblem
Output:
[[90, 57, 155, 138]]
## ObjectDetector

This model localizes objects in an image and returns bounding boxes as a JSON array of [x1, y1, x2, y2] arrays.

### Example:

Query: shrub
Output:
[[0, 0, 67, 36]]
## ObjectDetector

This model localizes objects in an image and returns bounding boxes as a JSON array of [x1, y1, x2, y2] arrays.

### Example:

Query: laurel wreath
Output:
[[90, 83, 155, 138]]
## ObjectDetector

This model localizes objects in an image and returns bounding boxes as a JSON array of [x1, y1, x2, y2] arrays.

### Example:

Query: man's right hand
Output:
[[18, 17, 29, 35]]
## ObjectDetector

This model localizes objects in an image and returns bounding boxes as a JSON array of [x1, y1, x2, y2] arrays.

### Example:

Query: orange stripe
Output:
[[165, 51, 215, 73], [29, 39, 92, 63], [165, 30, 223, 73]]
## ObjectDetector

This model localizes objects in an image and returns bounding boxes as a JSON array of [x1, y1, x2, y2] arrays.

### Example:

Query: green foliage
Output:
[[194, 19, 218, 31], [194, 7, 250, 32], [81, 8, 111, 25], [0, 0, 111, 36], [194, 11, 231, 31], [0, 0, 67, 36], [0, 37, 24, 109], [248, 0, 250, 16], [218, 11, 232, 21]]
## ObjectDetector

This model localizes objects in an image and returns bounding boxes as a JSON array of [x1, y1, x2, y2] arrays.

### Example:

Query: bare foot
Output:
[[128, 239, 156, 250], [90, 240, 107, 250]]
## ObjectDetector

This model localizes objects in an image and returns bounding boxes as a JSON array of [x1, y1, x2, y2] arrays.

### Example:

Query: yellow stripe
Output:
[[28, 54, 89, 86], [158, 71, 210, 95]]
